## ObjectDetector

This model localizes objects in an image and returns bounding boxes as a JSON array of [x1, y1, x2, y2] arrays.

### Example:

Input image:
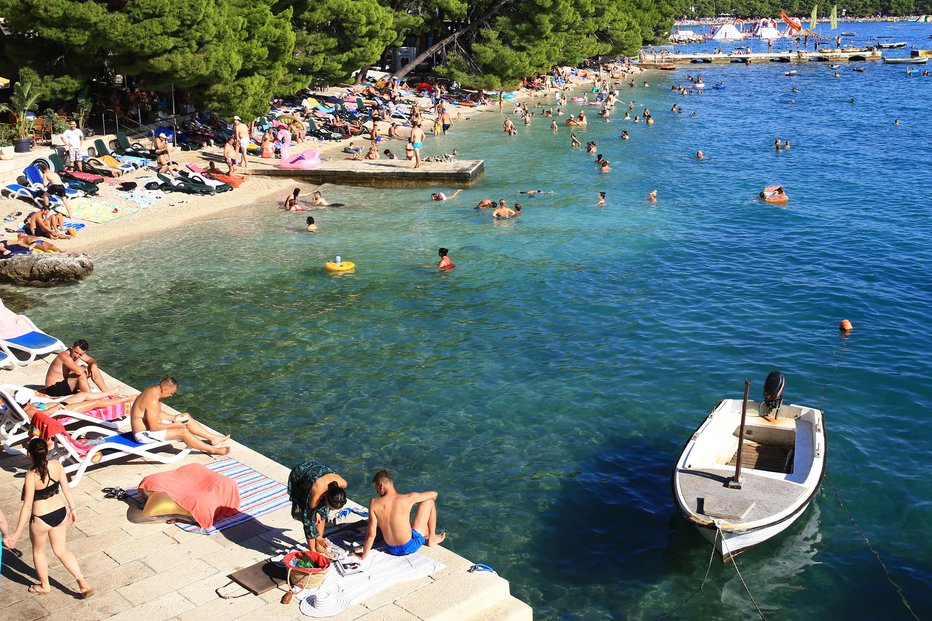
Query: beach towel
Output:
[[127, 457, 290, 534], [57, 397, 128, 425], [68, 197, 137, 223], [138, 463, 241, 529], [304, 546, 445, 606]]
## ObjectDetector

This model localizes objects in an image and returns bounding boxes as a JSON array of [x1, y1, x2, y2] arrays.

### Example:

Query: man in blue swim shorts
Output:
[[357, 469, 446, 559]]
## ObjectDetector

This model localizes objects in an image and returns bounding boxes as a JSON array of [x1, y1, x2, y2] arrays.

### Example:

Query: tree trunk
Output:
[[392, 0, 514, 80]]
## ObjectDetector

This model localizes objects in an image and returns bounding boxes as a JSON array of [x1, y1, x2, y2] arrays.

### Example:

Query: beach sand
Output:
[[1, 68, 643, 259]]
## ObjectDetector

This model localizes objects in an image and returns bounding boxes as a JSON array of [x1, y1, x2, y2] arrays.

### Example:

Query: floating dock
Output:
[[250, 159, 485, 188], [637, 48, 883, 67]]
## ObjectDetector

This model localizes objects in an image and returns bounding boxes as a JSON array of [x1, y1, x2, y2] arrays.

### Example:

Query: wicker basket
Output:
[[283, 551, 331, 589]]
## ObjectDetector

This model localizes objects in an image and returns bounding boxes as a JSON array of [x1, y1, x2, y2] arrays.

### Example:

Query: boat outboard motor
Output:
[[762, 371, 785, 418]]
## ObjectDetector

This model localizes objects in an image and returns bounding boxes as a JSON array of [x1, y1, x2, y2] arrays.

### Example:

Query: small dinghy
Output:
[[784, 70, 798, 76], [877, 42, 907, 49], [672, 373, 826, 562], [884, 57, 928, 64]]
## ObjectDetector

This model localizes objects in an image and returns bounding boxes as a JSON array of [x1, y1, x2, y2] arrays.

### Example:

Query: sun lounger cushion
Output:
[[139, 463, 241, 528], [2, 331, 61, 350]]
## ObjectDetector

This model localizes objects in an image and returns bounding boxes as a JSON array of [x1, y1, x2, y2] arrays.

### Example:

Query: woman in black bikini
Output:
[[7, 438, 92, 597]]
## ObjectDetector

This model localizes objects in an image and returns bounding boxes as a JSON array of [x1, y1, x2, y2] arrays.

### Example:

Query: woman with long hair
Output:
[[7, 438, 92, 597]]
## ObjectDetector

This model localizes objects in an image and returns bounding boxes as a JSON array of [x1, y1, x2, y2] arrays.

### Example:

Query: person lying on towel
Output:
[[357, 469, 445, 559], [130, 377, 230, 455]]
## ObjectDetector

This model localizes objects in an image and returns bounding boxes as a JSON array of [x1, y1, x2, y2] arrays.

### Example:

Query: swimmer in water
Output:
[[475, 199, 494, 210], [311, 190, 330, 207], [696, 150, 705, 160], [599, 160, 612, 172], [493, 201, 516, 219], [513, 203, 522, 217], [784, 140, 791, 150], [305, 216, 317, 233], [551, 120, 558, 131], [571, 133, 581, 148], [431, 189, 463, 202], [774, 138, 783, 151], [647, 189, 657, 203], [597, 192, 606, 206], [620, 130, 629, 140], [284, 188, 303, 211], [437, 247, 455, 271], [893, 119, 900, 126], [520, 190, 551, 196]]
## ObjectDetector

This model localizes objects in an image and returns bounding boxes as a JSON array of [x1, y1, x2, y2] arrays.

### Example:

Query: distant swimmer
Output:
[[513, 203, 522, 217], [784, 140, 791, 150], [696, 150, 705, 160], [647, 189, 657, 203], [620, 130, 629, 140], [894, 119, 900, 126], [306, 216, 317, 233], [597, 192, 606, 206], [475, 199, 494, 210], [833, 72, 840, 78], [437, 248, 455, 271], [599, 160, 612, 173], [774, 138, 783, 151], [551, 120, 558, 131], [520, 190, 551, 196], [571, 133, 581, 148], [431, 189, 463, 202], [586, 141, 597, 154]]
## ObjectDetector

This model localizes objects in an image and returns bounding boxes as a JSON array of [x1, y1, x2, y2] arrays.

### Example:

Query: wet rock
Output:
[[0, 252, 94, 287]]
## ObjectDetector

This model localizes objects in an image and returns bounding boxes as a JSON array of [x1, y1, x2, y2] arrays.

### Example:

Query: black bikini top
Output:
[[24, 476, 61, 501]]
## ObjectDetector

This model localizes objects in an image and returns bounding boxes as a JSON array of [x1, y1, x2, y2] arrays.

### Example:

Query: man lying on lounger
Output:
[[357, 469, 445, 559], [130, 377, 230, 455]]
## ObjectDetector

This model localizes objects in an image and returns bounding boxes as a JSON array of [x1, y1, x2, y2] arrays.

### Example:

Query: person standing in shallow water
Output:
[[409, 122, 425, 169], [288, 461, 347, 556], [438, 248, 454, 270]]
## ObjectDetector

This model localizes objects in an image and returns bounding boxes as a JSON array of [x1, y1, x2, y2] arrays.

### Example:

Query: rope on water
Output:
[[655, 528, 719, 620], [825, 476, 921, 621], [718, 527, 767, 621]]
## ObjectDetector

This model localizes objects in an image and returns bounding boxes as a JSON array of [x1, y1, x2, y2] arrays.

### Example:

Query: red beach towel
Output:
[[139, 463, 241, 529]]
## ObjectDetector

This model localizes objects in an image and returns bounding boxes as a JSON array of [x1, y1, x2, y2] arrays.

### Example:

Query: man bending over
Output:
[[130, 377, 230, 455], [358, 469, 445, 559]]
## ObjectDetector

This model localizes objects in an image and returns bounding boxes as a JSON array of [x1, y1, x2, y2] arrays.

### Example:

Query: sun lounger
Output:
[[116, 132, 158, 159], [93, 139, 149, 168], [0, 386, 118, 455], [23, 165, 83, 199], [157, 172, 215, 195], [84, 156, 128, 177], [2, 183, 66, 210], [0, 299, 66, 364], [0, 351, 14, 370], [178, 170, 232, 192], [31, 411, 191, 487]]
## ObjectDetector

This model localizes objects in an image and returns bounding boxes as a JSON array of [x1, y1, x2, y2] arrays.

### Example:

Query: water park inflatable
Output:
[[280, 150, 321, 170]]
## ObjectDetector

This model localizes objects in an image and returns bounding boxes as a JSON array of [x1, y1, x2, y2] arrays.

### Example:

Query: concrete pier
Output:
[[249, 159, 485, 188], [0, 357, 531, 620], [636, 48, 883, 67]]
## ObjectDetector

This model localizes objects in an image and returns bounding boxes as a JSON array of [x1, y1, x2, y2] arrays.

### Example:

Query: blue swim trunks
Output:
[[385, 529, 425, 556], [412, 142, 423, 149]]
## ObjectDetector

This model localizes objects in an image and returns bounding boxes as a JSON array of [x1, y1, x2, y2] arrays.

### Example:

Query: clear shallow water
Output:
[[5, 21, 932, 620]]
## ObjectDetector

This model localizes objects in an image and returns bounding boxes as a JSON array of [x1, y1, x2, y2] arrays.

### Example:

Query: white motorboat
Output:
[[877, 42, 907, 49], [883, 56, 928, 65], [672, 373, 826, 562]]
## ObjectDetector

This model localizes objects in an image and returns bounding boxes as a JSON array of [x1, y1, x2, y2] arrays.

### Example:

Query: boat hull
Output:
[[672, 399, 826, 561]]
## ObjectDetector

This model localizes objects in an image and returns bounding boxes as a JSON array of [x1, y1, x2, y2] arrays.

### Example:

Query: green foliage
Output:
[[0, 82, 41, 139], [287, 0, 400, 85], [668, 0, 922, 18], [0, 124, 15, 147]]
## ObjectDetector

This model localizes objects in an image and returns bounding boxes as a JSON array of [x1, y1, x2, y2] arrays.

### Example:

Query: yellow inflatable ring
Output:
[[325, 260, 355, 272], [142, 491, 192, 517]]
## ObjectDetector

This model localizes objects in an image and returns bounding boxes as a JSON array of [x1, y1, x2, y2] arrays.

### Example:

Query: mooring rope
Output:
[[817, 334, 919, 620], [655, 528, 719, 620], [718, 528, 767, 621], [825, 476, 921, 621]]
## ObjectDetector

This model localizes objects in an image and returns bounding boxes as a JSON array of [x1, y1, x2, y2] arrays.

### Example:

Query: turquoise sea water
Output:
[[5, 21, 931, 620]]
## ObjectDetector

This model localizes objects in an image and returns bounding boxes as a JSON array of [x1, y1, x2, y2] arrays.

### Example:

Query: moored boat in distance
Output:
[[884, 56, 928, 64], [877, 42, 907, 49], [672, 373, 826, 562]]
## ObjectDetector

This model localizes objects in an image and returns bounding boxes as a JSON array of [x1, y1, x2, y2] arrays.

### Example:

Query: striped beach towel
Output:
[[129, 458, 291, 535]]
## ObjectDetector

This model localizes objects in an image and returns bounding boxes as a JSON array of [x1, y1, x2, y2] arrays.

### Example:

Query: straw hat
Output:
[[299, 589, 350, 617]]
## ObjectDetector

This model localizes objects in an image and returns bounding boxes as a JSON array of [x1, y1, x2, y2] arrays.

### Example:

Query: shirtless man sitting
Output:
[[130, 377, 230, 455], [24, 204, 71, 239], [45, 339, 112, 397], [357, 470, 445, 559]]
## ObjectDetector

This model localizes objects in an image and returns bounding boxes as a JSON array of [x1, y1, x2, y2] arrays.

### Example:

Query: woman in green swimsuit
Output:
[[288, 460, 348, 555]]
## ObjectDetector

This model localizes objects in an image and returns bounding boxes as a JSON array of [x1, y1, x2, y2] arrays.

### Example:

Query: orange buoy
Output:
[[839, 319, 853, 332]]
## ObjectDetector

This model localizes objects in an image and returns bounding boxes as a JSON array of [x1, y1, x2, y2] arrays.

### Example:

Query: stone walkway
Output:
[[0, 358, 531, 620]]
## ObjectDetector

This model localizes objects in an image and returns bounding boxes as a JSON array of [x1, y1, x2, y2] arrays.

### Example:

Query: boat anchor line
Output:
[[825, 477, 922, 621], [656, 526, 767, 621], [815, 335, 919, 620]]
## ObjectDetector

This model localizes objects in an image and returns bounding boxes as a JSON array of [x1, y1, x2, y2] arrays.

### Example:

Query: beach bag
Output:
[[283, 551, 331, 589], [145, 181, 161, 191]]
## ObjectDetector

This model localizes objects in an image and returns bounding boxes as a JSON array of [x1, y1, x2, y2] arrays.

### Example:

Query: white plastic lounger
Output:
[[0, 386, 118, 455], [0, 299, 66, 364]]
